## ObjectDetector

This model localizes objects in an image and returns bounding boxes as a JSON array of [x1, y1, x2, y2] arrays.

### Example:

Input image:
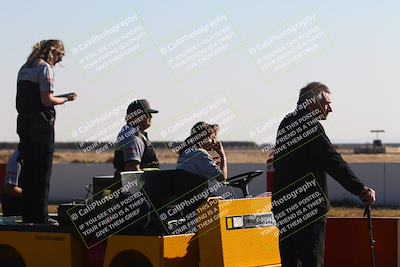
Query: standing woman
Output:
[[16, 40, 76, 224]]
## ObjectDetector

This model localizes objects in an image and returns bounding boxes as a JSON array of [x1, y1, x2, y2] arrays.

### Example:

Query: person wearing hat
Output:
[[176, 122, 227, 182], [113, 99, 160, 171]]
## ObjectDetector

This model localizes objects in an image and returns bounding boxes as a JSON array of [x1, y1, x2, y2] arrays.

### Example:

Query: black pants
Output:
[[1, 194, 23, 216], [279, 221, 326, 267], [17, 113, 54, 223]]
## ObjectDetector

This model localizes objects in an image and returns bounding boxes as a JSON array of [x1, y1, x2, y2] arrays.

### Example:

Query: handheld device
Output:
[[54, 92, 76, 98]]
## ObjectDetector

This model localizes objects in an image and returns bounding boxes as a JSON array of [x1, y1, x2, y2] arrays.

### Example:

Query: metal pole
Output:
[[364, 205, 376, 267]]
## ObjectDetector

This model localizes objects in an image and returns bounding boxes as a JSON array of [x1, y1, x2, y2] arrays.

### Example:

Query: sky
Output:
[[1, 0, 399, 146]]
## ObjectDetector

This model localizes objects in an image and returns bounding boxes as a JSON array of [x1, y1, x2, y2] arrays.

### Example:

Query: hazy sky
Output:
[[1, 0, 399, 145]]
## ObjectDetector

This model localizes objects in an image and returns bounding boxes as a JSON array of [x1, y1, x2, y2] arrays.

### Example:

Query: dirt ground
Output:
[[1, 147, 400, 164]]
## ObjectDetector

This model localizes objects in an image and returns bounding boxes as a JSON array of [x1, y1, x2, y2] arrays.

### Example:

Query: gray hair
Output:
[[297, 82, 330, 105]]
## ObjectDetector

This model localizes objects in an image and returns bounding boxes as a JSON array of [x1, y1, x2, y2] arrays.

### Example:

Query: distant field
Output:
[[1, 147, 400, 164], [1, 205, 398, 217], [327, 207, 400, 217], [2, 147, 398, 215]]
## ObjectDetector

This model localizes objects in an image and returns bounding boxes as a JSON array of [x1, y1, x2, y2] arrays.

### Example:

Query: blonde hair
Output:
[[26, 40, 64, 66]]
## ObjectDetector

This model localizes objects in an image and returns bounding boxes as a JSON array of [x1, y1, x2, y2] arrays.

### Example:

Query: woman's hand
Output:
[[213, 142, 227, 180], [213, 142, 226, 158], [41, 92, 77, 106], [66, 92, 77, 101]]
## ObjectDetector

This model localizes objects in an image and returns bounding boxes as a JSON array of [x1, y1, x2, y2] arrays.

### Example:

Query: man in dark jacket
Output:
[[272, 82, 375, 267]]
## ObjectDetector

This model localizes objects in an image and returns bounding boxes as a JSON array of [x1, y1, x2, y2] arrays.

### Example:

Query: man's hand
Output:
[[360, 187, 376, 205]]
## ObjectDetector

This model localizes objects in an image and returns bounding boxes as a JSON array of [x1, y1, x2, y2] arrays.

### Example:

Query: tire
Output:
[[0, 259, 26, 267]]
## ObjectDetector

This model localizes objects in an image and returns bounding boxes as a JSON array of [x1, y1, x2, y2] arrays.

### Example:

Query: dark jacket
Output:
[[272, 108, 364, 208]]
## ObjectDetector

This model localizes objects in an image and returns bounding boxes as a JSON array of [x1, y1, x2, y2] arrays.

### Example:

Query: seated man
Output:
[[113, 99, 160, 172], [111, 100, 159, 232], [176, 122, 227, 182], [2, 149, 23, 216]]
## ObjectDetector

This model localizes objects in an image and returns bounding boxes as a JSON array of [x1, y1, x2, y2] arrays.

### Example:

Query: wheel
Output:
[[0, 245, 26, 267], [109, 250, 152, 267], [123, 263, 151, 267], [0, 260, 25, 267], [224, 170, 264, 197]]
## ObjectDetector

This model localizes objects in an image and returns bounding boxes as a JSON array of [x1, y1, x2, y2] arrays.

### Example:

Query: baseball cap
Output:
[[127, 99, 158, 117]]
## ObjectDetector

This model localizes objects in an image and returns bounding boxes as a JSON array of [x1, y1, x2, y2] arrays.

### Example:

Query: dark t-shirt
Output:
[[16, 60, 56, 149]]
